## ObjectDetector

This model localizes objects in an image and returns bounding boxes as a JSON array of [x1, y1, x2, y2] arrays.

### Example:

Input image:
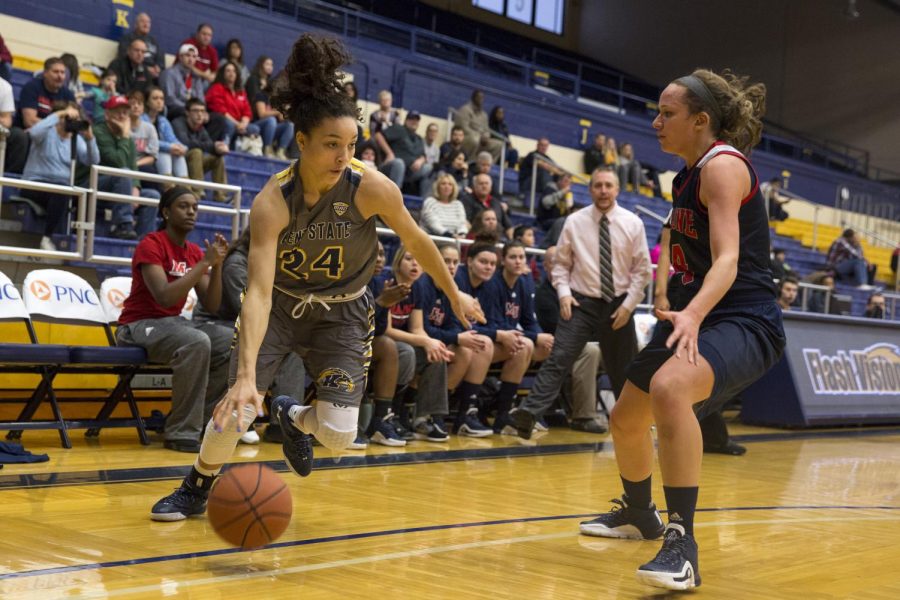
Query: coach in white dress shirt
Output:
[[513, 167, 652, 430]]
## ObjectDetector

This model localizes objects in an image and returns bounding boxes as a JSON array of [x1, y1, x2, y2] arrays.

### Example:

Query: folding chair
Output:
[[22, 269, 153, 446], [0, 270, 73, 448]]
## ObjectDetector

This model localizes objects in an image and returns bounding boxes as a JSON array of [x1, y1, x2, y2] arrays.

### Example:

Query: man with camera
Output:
[[93, 95, 159, 239], [21, 102, 99, 250]]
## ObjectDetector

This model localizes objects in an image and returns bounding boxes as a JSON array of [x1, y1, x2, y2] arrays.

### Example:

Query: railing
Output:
[[634, 205, 668, 224], [798, 282, 832, 314]]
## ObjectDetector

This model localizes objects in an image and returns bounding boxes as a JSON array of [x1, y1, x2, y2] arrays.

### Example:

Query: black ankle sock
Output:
[[187, 466, 216, 492], [452, 381, 481, 411], [621, 475, 653, 510], [663, 485, 699, 535], [372, 398, 392, 420], [497, 381, 519, 413]]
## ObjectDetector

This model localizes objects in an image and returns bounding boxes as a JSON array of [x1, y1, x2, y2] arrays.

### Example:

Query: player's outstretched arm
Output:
[[357, 170, 485, 327]]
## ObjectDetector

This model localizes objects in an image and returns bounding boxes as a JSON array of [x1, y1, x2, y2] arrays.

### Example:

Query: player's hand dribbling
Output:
[[451, 291, 485, 328], [656, 308, 702, 366], [213, 378, 265, 432]]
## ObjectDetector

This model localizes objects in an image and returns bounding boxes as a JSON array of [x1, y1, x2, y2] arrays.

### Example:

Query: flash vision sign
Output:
[[803, 343, 900, 395]]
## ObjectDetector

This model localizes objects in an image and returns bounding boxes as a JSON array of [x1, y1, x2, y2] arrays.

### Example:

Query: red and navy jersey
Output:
[[666, 142, 775, 310], [413, 274, 463, 346], [388, 285, 418, 332], [491, 271, 542, 343]]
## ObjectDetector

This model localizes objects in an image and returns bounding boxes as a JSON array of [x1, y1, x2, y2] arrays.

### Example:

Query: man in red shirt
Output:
[[116, 186, 232, 452], [182, 23, 218, 84]]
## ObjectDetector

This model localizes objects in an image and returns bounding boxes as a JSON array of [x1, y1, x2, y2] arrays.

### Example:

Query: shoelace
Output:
[[653, 531, 691, 565], [291, 294, 333, 319]]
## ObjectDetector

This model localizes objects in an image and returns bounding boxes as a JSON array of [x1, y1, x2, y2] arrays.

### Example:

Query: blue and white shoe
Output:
[[271, 395, 314, 477], [457, 407, 493, 437], [413, 416, 449, 442], [636, 523, 701, 590], [369, 412, 407, 447]]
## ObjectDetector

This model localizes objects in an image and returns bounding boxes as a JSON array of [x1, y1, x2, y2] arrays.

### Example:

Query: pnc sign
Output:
[[29, 280, 52, 301]]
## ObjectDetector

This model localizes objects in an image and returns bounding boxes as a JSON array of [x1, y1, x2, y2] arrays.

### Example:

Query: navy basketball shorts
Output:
[[228, 289, 375, 408], [624, 300, 786, 418]]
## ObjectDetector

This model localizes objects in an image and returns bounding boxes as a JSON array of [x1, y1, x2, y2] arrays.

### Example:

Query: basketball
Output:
[[207, 464, 293, 549]]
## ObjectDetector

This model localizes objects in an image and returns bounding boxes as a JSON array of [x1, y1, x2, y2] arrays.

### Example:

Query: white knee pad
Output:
[[199, 404, 258, 466], [299, 401, 358, 450]]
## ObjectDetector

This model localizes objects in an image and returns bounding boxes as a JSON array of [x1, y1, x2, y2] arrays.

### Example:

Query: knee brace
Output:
[[298, 401, 359, 450]]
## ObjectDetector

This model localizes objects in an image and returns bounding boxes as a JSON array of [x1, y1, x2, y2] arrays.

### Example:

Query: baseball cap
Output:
[[178, 43, 198, 55], [406, 110, 421, 120], [103, 95, 130, 110]]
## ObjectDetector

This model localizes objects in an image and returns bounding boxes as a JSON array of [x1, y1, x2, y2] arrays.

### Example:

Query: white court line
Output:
[[55, 513, 900, 599]]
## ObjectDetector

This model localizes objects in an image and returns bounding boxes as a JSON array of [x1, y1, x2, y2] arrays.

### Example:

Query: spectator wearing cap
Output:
[[182, 23, 218, 84], [116, 12, 165, 79], [160, 43, 207, 119], [107, 37, 154, 95], [377, 110, 434, 197], [92, 94, 160, 239], [115, 186, 232, 453], [171, 98, 230, 202]]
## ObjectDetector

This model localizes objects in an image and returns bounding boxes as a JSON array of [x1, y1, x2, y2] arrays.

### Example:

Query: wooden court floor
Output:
[[1, 419, 899, 599]]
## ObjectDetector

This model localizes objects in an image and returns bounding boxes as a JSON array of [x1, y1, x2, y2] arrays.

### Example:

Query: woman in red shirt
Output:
[[204, 60, 261, 153]]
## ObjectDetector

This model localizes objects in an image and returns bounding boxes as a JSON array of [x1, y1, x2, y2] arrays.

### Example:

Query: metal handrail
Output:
[[0, 177, 88, 261], [528, 153, 587, 216], [85, 165, 243, 266], [375, 226, 546, 257], [634, 205, 668, 224], [840, 219, 897, 249], [798, 281, 833, 314]]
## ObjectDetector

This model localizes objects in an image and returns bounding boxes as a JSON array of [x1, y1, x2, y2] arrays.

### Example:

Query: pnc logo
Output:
[[29, 280, 52, 301], [107, 288, 127, 309]]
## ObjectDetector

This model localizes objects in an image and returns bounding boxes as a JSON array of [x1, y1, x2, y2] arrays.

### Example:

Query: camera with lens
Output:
[[64, 118, 90, 133]]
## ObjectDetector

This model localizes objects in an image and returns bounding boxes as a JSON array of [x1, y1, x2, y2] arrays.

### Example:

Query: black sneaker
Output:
[[579, 497, 665, 540], [413, 416, 449, 442], [150, 468, 215, 521], [271, 395, 314, 477], [492, 411, 518, 435], [390, 412, 415, 441], [262, 422, 283, 444], [509, 407, 536, 440], [636, 523, 701, 590]]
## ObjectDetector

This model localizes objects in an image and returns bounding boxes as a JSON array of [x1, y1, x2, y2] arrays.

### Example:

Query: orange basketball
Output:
[[207, 464, 293, 549]]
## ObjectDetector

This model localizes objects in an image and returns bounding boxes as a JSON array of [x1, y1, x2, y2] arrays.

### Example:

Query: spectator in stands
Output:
[[357, 142, 377, 169], [107, 38, 154, 94], [776, 276, 799, 311], [419, 173, 468, 238], [0, 72, 29, 174], [369, 89, 400, 155], [454, 89, 502, 163], [343, 81, 359, 103], [604, 136, 620, 168], [583, 133, 608, 174], [423, 122, 440, 169], [224, 39, 251, 83], [160, 44, 208, 119], [379, 110, 434, 196], [443, 149, 470, 191], [538, 172, 574, 230], [245, 56, 272, 106], [115, 186, 232, 453], [467, 208, 503, 249], [21, 102, 99, 251], [488, 241, 554, 433], [439, 125, 465, 169], [770, 247, 792, 281], [513, 224, 540, 282], [827, 228, 876, 289], [511, 167, 652, 431], [416, 243, 494, 439], [0, 34, 12, 82], [127, 90, 159, 182], [183, 23, 219, 83], [205, 61, 261, 154], [864, 292, 885, 319], [87, 69, 118, 123], [891, 245, 898, 278], [383, 246, 453, 444], [761, 177, 790, 221], [617, 142, 657, 195], [251, 73, 294, 160], [533, 245, 607, 432], [60, 54, 86, 103], [519, 137, 562, 203], [488, 105, 518, 167], [804, 271, 834, 314], [93, 95, 160, 239], [471, 151, 500, 196], [116, 12, 164, 79], [144, 86, 188, 179], [463, 173, 513, 239], [17, 57, 74, 130], [171, 98, 229, 202], [192, 229, 307, 445]]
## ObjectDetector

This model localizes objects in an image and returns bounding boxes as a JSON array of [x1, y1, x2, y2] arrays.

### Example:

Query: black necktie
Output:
[[599, 215, 614, 302]]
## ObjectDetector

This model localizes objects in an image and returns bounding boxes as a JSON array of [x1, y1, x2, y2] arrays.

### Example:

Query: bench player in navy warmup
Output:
[[151, 34, 482, 521], [577, 70, 785, 590]]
